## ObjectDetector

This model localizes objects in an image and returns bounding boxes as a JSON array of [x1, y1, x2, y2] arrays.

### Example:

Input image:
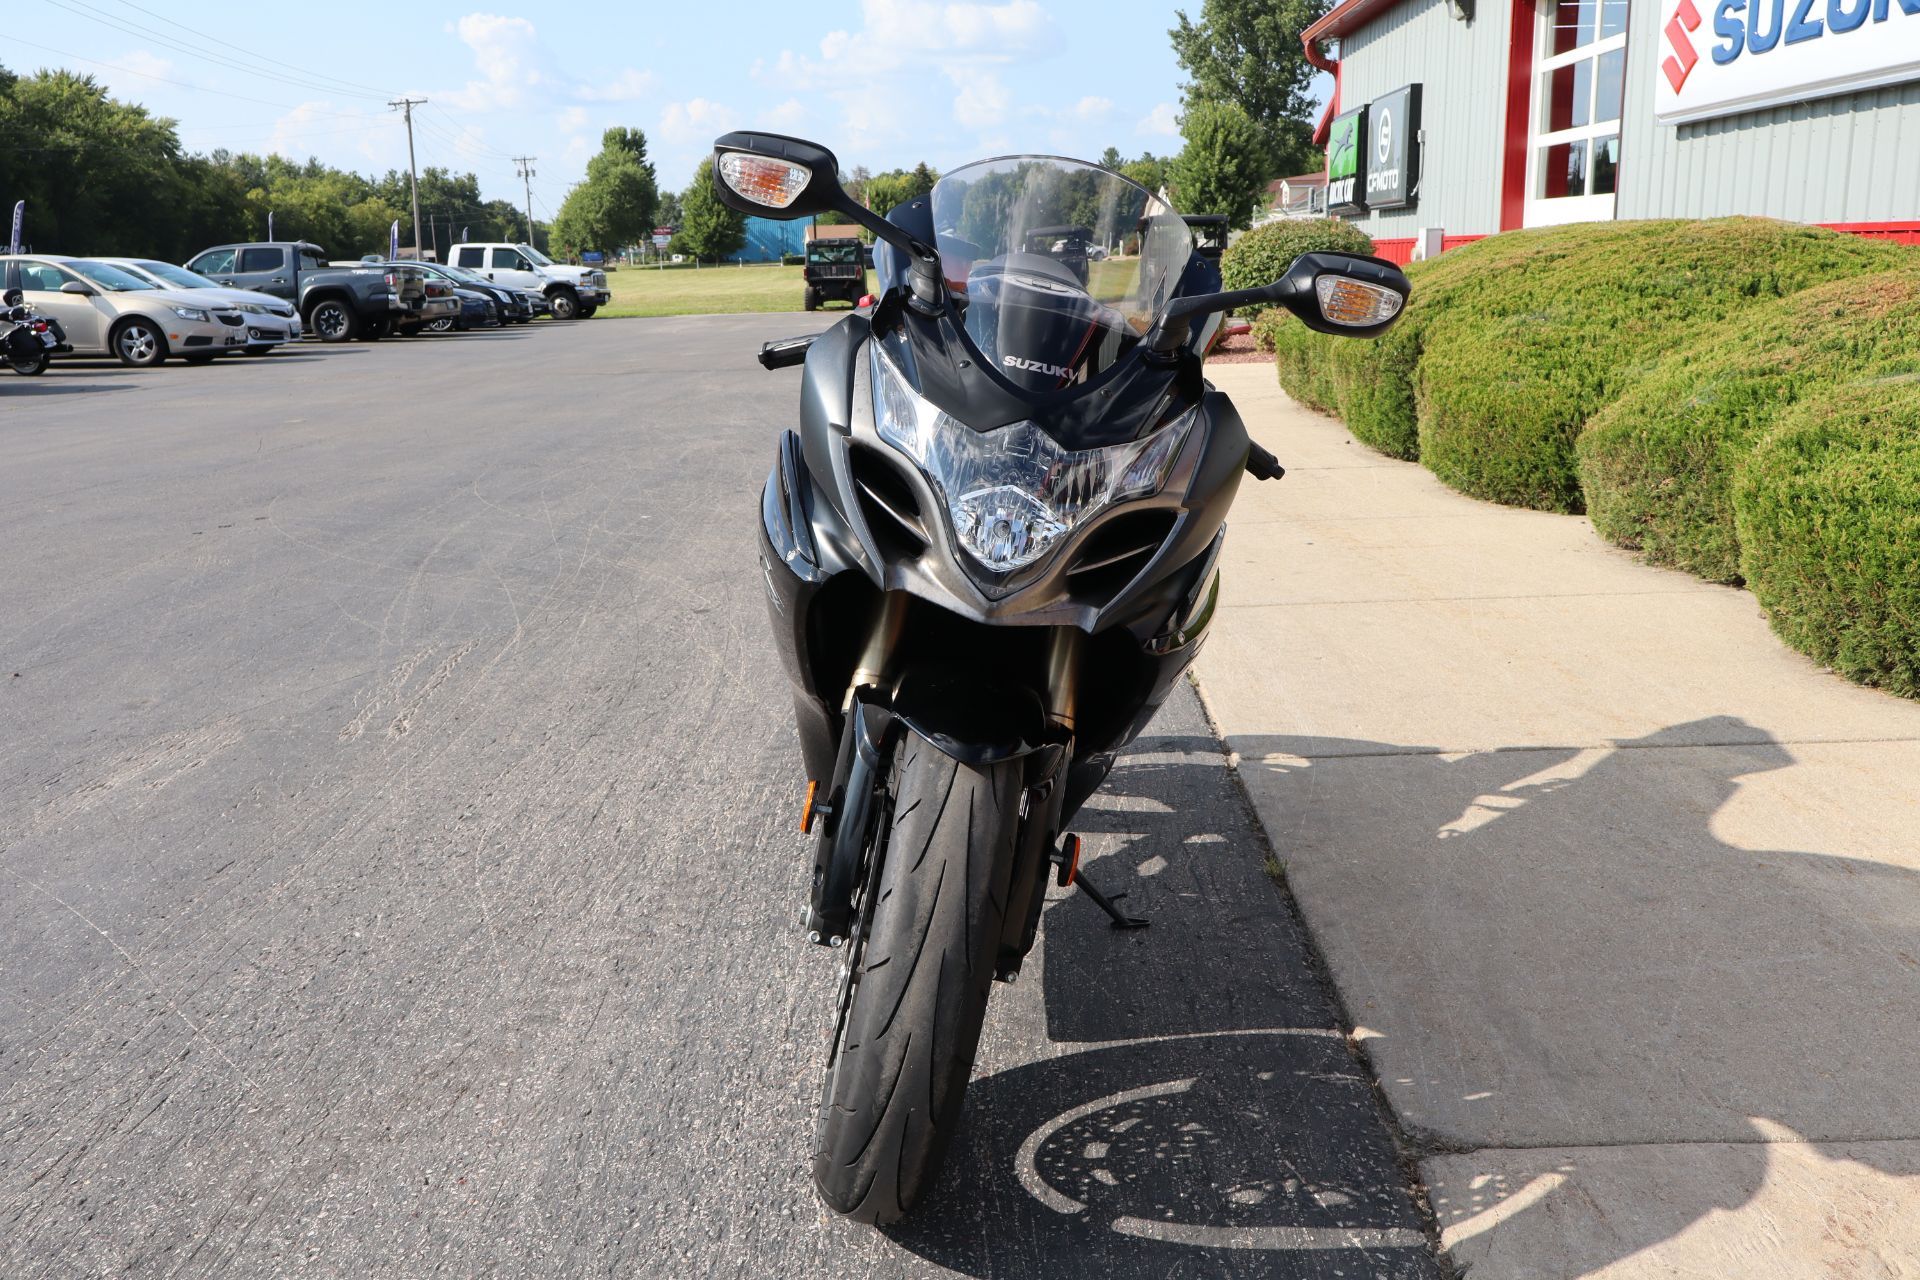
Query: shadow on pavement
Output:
[[1216, 715, 1920, 1272], [884, 718, 1439, 1279], [3, 376, 142, 397]]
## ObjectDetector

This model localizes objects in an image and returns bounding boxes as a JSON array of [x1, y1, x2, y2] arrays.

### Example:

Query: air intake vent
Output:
[[1066, 511, 1177, 585], [849, 447, 929, 551]]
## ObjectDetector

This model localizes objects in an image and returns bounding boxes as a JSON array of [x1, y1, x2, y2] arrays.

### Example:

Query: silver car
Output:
[[95, 257, 303, 355], [1, 255, 250, 367]]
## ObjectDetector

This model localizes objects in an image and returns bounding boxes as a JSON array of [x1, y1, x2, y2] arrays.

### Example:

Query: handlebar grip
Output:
[[1245, 443, 1285, 481], [758, 334, 816, 370]]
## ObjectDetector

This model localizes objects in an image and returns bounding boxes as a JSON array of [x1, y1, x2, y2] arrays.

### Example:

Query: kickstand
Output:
[[1074, 869, 1149, 930]]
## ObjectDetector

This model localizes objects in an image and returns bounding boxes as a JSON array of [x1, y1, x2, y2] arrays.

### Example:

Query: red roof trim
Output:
[[1303, 0, 1418, 43]]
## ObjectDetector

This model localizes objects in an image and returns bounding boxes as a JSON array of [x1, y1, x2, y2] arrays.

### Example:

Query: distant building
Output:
[[1303, 0, 1920, 263], [726, 216, 809, 263], [1263, 173, 1329, 222]]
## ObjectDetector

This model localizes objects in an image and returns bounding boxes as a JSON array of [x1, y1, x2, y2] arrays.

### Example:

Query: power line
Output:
[[7, 36, 353, 111], [104, 0, 397, 99], [45, 0, 392, 101]]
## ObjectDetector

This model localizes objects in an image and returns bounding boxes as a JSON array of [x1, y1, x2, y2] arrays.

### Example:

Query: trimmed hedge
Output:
[[1579, 267, 1920, 581], [1733, 381, 1920, 697], [1220, 219, 1374, 318], [1267, 218, 1910, 505], [1413, 218, 1908, 511]]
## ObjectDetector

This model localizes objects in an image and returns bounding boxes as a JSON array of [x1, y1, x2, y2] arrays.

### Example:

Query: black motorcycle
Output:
[[713, 133, 1410, 1223], [3, 288, 65, 376]]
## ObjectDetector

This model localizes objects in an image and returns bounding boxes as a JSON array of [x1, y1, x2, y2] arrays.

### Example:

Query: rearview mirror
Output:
[[712, 131, 946, 313], [711, 132, 845, 220], [1148, 250, 1410, 353], [61, 280, 96, 297]]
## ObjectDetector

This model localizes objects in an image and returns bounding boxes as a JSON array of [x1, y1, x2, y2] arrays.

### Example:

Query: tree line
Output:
[[1, 65, 532, 261]]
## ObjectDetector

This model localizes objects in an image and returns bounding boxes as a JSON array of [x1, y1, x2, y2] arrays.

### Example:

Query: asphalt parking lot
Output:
[[2, 319, 1438, 1278]]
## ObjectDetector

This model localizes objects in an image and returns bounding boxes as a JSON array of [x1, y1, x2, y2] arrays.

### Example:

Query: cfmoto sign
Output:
[[1364, 84, 1421, 211], [1655, 0, 1920, 122]]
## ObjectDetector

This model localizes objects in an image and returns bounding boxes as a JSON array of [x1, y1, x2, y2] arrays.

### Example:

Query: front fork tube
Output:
[[997, 628, 1083, 981]]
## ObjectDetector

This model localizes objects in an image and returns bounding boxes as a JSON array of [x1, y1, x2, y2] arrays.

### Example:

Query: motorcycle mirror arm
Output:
[[830, 199, 944, 316]]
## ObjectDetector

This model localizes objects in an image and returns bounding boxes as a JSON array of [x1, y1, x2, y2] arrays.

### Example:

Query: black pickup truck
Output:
[[184, 241, 429, 342]]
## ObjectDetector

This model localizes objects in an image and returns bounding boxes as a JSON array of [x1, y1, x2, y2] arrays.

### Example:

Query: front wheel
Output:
[[427, 316, 456, 333], [813, 726, 1020, 1224], [110, 319, 168, 367], [309, 300, 358, 343], [548, 290, 580, 321]]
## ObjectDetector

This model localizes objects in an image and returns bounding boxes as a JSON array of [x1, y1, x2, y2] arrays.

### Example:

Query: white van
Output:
[[447, 243, 609, 320]]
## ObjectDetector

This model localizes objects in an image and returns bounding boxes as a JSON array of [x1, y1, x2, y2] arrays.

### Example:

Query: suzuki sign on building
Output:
[[1655, 0, 1920, 123]]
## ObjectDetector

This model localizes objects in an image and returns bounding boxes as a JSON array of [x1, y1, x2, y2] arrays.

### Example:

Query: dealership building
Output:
[[1302, 0, 1920, 261]]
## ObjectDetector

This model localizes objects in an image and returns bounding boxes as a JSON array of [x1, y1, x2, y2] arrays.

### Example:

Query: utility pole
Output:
[[514, 156, 537, 244], [390, 97, 427, 258]]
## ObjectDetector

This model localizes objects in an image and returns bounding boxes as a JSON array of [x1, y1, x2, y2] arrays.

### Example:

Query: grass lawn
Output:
[[599, 262, 860, 318]]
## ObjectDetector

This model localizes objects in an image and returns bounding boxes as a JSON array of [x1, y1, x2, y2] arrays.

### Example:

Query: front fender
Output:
[[890, 665, 1050, 766]]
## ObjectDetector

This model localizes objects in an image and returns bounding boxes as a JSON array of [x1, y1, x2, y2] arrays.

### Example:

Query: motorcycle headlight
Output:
[[170, 305, 211, 322], [871, 347, 1193, 572]]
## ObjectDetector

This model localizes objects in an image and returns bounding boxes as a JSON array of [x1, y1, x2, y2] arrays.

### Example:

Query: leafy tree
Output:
[[1120, 153, 1171, 196], [1171, 0, 1326, 178], [1099, 146, 1123, 170], [0, 67, 248, 258], [1168, 99, 1272, 227], [655, 190, 683, 228], [550, 127, 658, 257], [675, 157, 745, 261], [863, 163, 939, 217]]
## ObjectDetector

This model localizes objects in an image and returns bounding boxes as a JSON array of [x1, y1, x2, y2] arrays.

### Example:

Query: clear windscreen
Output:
[[928, 157, 1191, 395]]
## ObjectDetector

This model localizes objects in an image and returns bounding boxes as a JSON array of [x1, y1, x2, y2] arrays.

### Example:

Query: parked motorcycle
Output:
[[2, 288, 65, 376], [714, 133, 1411, 1224]]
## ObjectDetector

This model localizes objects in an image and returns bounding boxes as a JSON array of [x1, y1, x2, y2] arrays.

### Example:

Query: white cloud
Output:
[[766, 98, 809, 131], [576, 68, 656, 103], [443, 13, 546, 110], [268, 100, 341, 158], [557, 106, 590, 132], [950, 71, 1010, 130], [97, 49, 175, 99], [1136, 102, 1179, 137], [1071, 95, 1113, 122], [658, 98, 740, 147]]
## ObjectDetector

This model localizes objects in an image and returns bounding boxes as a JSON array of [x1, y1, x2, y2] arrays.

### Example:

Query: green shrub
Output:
[[1411, 218, 1909, 512], [1220, 219, 1374, 316], [1733, 381, 1920, 697], [1267, 314, 1339, 412], [1579, 268, 1920, 581]]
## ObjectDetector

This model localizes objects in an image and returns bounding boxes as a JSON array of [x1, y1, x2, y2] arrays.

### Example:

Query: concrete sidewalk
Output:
[[1194, 364, 1920, 1278]]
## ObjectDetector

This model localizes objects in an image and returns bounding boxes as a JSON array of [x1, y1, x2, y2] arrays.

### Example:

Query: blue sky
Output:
[[12, 1, 1205, 214]]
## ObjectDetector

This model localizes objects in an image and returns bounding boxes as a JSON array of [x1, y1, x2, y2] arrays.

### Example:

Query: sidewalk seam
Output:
[[1186, 668, 1462, 1279]]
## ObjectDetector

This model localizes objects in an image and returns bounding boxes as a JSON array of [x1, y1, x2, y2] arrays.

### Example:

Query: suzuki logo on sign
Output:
[[1654, 0, 1920, 122]]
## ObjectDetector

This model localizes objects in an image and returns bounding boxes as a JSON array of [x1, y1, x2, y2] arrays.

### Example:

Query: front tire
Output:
[[110, 319, 168, 367], [309, 299, 358, 343], [813, 727, 1021, 1224], [548, 289, 580, 321]]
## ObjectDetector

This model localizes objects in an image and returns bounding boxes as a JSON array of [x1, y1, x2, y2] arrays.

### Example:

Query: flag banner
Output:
[[267, 211, 274, 240], [390, 219, 400, 261], [9, 200, 22, 254]]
